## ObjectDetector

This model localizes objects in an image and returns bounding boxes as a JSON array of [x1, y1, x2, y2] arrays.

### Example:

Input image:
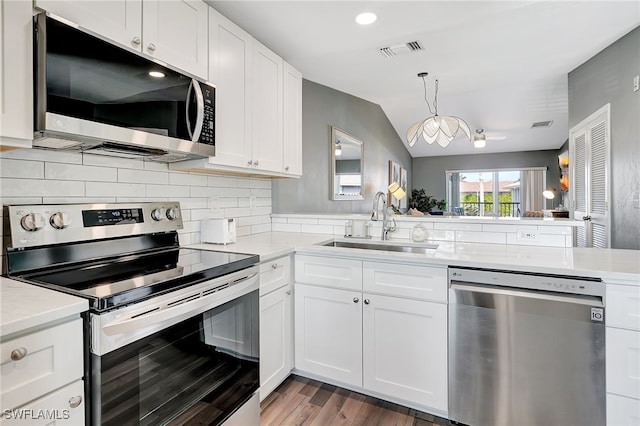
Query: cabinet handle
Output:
[[285, 166, 290, 171], [254, 160, 259, 166], [353, 297, 359, 303], [583, 215, 592, 221], [132, 36, 141, 46], [247, 160, 253, 166], [286, 290, 291, 295], [10, 347, 27, 361], [69, 395, 83, 409], [271, 263, 278, 270], [364, 299, 370, 305], [147, 43, 156, 52]]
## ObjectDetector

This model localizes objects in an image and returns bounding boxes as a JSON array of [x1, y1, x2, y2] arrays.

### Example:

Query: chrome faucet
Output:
[[371, 191, 396, 240]]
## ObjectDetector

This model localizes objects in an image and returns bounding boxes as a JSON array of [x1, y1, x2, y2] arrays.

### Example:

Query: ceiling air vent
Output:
[[531, 120, 553, 128], [378, 40, 424, 58]]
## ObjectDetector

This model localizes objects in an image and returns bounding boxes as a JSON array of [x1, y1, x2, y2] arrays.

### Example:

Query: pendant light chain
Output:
[[421, 74, 437, 116]]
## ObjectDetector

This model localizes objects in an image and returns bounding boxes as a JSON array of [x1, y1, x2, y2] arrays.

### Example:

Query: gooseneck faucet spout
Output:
[[371, 191, 395, 240]]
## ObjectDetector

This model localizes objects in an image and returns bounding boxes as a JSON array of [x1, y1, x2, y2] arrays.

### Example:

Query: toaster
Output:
[[201, 218, 237, 245]]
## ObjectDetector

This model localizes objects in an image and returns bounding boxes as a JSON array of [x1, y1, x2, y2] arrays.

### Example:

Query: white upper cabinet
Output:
[[35, 0, 208, 79], [142, 0, 208, 79], [251, 40, 283, 173], [0, 0, 33, 148], [208, 8, 253, 168], [283, 62, 302, 176]]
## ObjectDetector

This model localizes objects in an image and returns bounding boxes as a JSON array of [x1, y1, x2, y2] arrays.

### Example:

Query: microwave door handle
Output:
[[185, 80, 195, 139], [191, 79, 205, 142]]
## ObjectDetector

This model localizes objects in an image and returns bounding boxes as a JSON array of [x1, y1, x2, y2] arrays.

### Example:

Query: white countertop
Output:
[[189, 232, 640, 284], [1, 277, 88, 338]]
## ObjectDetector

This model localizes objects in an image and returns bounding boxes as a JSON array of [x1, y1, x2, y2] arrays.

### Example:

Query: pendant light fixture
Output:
[[407, 72, 471, 148], [473, 129, 487, 148]]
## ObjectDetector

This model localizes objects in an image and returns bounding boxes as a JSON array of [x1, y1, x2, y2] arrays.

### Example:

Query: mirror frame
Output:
[[330, 126, 364, 201]]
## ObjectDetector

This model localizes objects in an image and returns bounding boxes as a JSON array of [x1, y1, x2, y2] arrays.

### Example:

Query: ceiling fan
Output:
[[473, 129, 507, 148]]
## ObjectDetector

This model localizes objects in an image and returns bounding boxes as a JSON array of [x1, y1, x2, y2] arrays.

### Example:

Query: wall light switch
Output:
[[634, 75, 639, 92]]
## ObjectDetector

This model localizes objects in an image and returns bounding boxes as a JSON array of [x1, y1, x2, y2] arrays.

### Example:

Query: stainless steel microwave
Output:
[[33, 13, 215, 162]]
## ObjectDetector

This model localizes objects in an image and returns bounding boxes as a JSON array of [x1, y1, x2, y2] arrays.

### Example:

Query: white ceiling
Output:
[[208, 1, 639, 158]]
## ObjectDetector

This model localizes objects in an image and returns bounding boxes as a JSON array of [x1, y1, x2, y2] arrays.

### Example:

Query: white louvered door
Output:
[[570, 104, 610, 248]]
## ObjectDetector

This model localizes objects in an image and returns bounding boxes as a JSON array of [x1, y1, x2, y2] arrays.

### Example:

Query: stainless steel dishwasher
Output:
[[448, 267, 605, 426]]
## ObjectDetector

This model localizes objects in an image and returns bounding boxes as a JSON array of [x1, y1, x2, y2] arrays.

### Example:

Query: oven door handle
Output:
[[101, 273, 258, 337]]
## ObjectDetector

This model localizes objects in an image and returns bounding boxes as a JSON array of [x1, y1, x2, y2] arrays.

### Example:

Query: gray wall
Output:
[[568, 26, 640, 250], [412, 150, 562, 201], [272, 80, 412, 213]]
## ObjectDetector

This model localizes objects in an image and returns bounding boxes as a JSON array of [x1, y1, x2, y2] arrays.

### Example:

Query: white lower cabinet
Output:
[[606, 281, 640, 425], [293, 254, 448, 415], [294, 284, 363, 387], [259, 255, 294, 401], [362, 294, 448, 412], [0, 380, 85, 426]]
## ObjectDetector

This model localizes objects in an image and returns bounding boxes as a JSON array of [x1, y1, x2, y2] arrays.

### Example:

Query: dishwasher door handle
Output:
[[450, 282, 604, 307]]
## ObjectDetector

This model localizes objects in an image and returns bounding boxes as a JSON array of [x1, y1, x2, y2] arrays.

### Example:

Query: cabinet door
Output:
[[282, 62, 302, 175], [259, 284, 293, 401], [607, 327, 640, 399], [251, 40, 283, 172], [363, 294, 447, 412], [295, 284, 362, 387], [606, 393, 640, 426], [208, 8, 253, 168], [0, 318, 84, 411], [0, 380, 85, 425], [142, 0, 208, 79], [35, 0, 142, 53], [1, 0, 33, 147]]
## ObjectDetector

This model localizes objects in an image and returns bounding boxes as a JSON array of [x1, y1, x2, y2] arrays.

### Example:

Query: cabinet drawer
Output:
[[607, 284, 640, 331], [606, 393, 640, 426], [606, 327, 640, 399], [363, 261, 447, 302], [0, 379, 85, 426], [1, 318, 84, 410], [260, 255, 292, 296], [295, 255, 362, 291]]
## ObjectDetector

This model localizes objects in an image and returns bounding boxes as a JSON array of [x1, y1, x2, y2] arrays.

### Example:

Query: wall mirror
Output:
[[331, 126, 364, 200]]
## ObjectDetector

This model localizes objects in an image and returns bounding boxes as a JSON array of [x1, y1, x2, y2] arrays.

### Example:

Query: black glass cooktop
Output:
[[13, 247, 258, 312]]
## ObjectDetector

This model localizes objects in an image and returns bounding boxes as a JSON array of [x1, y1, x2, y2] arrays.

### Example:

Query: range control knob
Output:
[[20, 213, 45, 232], [151, 208, 166, 221], [166, 207, 180, 221], [49, 212, 70, 229]]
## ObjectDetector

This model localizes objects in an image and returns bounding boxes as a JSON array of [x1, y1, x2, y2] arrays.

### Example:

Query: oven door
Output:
[[89, 269, 259, 426]]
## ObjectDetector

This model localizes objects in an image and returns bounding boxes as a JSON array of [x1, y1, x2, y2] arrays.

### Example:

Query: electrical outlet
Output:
[[634, 75, 639, 92], [517, 230, 539, 240]]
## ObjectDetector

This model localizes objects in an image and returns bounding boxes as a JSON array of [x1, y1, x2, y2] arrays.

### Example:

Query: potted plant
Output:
[[409, 189, 446, 214]]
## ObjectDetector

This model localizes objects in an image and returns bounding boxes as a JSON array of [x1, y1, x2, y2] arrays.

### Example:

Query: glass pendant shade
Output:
[[407, 115, 472, 148], [473, 133, 486, 148]]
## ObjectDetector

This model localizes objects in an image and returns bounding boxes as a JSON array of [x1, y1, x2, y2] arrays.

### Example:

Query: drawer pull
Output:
[[272, 263, 278, 270], [364, 299, 370, 305], [353, 297, 359, 303], [286, 290, 291, 295], [10, 347, 27, 361], [69, 395, 83, 409]]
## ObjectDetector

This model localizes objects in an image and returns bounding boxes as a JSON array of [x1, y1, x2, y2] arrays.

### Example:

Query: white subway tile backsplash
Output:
[[251, 223, 271, 234], [1, 178, 45, 197], [301, 224, 334, 234], [288, 218, 318, 225], [272, 223, 301, 232], [45, 162, 116, 182], [85, 182, 144, 197], [169, 172, 208, 187], [208, 175, 238, 188], [43, 197, 116, 204], [250, 179, 271, 189], [143, 161, 169, 172], [0, 159, 44, 179], [482, 224, 536, 233], [428, 230, 456, 241], [539, 226, 572, 235], [506, 233, 567, 247], [271, 217, 287, 224], [2, 149, 82, 164], [0, 197, 43, 205], [456, 231, 507, 244], [145, 184, 190, 198], [119, 169, 169, 185], [434, 222, 482, 232], [250, 188, 271, 197]]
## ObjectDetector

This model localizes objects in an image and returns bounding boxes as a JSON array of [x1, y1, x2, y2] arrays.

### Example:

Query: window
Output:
[[446, 168, 547, 217]]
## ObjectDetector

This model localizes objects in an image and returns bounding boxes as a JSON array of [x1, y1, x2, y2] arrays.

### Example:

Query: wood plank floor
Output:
[[260, 375, 451, 426]]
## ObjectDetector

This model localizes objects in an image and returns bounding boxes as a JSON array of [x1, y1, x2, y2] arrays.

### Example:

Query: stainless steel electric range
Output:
[[5, 202, 260, 426]]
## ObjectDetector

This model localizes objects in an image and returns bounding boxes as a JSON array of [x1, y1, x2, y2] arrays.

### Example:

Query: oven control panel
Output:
[[7, 202, 184, 248]]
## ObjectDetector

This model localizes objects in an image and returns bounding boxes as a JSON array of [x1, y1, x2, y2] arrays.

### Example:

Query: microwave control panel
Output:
[[200, 84, 215, 146]]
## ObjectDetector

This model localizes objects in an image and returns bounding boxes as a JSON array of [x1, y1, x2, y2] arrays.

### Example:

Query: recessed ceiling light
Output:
[[355, 12, 377, 25], [149, 71, 165, 78]]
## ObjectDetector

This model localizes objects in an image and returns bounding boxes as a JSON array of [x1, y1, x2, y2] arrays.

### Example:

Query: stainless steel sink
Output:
[[322, 241, 438, 253]]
